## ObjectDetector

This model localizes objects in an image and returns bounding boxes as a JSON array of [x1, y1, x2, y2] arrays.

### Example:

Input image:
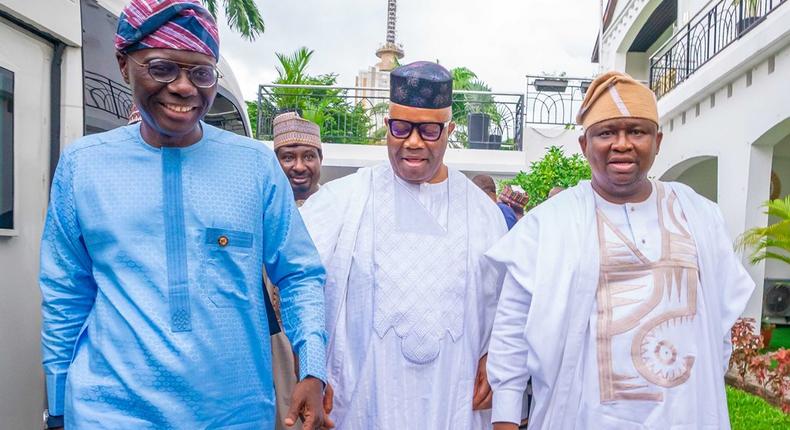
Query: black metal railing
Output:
[[650, 0, 787, 98], [257, 84, 525, 150], [525, 75, 592, 126], [84, 71, 133, 119]]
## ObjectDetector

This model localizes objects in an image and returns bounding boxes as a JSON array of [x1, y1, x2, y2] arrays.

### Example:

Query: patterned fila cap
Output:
[[115, 0, 220, 60]]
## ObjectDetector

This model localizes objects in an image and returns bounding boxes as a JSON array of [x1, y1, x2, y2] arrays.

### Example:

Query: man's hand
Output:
[[285, 377, 334, 430], [493, 423, 519, 430], [472, 354, 493, 410], [323, 383, 334, 419]]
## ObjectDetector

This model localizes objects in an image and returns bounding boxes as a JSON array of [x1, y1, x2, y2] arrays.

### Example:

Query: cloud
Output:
[[217, 0, 600, 101]]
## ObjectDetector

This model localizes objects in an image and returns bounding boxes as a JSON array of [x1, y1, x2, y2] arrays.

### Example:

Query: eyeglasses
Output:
[[126, 56, 222, 88], [387, 119, 449, 142]]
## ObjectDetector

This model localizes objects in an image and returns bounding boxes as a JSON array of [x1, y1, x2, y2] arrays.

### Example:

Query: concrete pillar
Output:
[[718, 141, 774, 321]]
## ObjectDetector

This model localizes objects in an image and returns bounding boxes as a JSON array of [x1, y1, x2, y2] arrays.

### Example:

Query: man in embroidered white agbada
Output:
[[485, 71, 755, 430], [300, 61, 507, 429]]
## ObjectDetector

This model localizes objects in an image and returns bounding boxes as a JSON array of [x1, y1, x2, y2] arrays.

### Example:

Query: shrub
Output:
[[730, 317, 790, 413], [501, 146, 591, 210]]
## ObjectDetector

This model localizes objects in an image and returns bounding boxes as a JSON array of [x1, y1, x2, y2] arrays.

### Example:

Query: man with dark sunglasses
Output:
[[300, 61, 508, 429], [38, 1, 329, 429]]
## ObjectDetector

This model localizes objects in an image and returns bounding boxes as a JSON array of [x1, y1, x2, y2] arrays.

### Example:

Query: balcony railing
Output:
[[84, 70, 133, 119], [525, 75, 592, 126], [650, 0, 787, 99], [256, 84, 525, 150]]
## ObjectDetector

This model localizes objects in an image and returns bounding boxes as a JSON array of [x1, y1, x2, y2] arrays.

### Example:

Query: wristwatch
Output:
[[43, 409, 64, 429]]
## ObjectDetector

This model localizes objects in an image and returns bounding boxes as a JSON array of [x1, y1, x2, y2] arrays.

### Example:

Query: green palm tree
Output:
[[736, 196, 790, 265], [201, 0, 265, 41], [272, 47, 319, 111], [274, 47, 314, 85]]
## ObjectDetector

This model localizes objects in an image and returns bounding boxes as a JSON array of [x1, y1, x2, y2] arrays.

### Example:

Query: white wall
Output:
[[0, 0, 82, 46], [650, 41, 790, 321], [599, 0, 666, 72], [0, 16, 56, 430], [672, 157, 718, 202], [766, 148, 790, 280], [0, 3, 84, 428]]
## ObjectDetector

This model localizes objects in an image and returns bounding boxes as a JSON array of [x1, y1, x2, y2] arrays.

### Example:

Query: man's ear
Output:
[[447, 121, 456, 135], [116, 52, 130, 84], [655, 131, 663, 154], [578, 133, 588, 154]]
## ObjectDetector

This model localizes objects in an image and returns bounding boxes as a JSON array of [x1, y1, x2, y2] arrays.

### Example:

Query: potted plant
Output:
[[761, 316, 776, 349], [533, 77, 568, 92], [733, 0, 762, 35], [467, 112, 491, 149]]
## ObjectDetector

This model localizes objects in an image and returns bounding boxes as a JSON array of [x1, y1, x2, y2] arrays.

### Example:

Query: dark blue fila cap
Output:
[[390, 61, 453, 109]]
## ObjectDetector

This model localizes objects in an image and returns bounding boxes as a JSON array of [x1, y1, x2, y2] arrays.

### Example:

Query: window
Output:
[[0, 67, 13, 229]]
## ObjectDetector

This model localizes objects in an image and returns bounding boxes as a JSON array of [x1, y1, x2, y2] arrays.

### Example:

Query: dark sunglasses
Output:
[[387, 118, 449, 142], [126, 56, 221, 88]]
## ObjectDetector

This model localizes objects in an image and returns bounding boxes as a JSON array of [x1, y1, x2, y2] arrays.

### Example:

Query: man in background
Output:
[[473, 174, 517, 230], [274, 112, 323, 205], [499, 185, 528, 221], [269, 111, 329, 429]]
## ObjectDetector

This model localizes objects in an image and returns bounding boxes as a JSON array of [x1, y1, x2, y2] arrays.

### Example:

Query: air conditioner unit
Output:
[[763, 279, 790, 324]]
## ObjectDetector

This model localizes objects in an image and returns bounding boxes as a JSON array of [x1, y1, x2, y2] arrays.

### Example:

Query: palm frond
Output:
[[221, 0, 265, 41], [202, 0, 218, 18], [766, 196, 790, 219], [736, 196, 790, 266]]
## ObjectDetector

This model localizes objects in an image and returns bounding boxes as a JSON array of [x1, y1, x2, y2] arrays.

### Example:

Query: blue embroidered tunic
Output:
[[40, 123, 327, 429]]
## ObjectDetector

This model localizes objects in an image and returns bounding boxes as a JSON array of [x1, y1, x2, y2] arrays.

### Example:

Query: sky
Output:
[[216, 0, 602, 101]]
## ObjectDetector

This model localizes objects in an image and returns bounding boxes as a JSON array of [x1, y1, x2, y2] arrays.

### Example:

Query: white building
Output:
[[0, 0, 250, 427], [594, 0, 790, 322]]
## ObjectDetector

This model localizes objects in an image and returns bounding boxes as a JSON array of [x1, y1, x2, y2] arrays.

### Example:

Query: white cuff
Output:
[[491, 388, 525, 425]]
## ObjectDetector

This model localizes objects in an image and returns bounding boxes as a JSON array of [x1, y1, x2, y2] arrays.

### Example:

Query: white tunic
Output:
[[485, 181, 755, 430], [301, 164, 507, 430], [577, 183, 720, 428]]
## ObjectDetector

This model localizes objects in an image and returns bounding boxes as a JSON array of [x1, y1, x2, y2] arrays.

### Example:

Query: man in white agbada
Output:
[[485, 71, 756, 430], [300, 61, 507, 429]]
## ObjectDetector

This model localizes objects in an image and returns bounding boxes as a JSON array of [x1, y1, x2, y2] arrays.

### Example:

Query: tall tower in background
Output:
[[356, 0, 406, 103], [375, 0, 404, 72]]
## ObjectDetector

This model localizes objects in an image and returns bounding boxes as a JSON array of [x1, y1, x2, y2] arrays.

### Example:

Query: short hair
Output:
[[472, 174, 496, 195]]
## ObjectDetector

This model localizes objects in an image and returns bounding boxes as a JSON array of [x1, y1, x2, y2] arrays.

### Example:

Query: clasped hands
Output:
[[285, 353, 490, 429]]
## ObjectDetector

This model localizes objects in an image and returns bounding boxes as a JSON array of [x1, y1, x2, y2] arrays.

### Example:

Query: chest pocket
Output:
[[203, 228, 254, 308]]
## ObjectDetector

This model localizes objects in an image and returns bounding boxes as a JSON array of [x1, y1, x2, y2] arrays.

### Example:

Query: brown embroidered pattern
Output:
[[595, 183, 699, 403]]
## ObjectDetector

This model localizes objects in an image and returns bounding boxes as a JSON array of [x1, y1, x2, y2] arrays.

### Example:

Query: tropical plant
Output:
[[451, 67, 500, 123], [245, 100, 258, 136], [733, 0, 761, 16], [201, 0, 265, 41], [746, 347, 790, 413], [275, 47, 314, 85], [729, 317, 790, 413], [730, 318, 764, 382], [264, 47, 374, 144], [501, 146, 591, 210], [736, 196, 790, 266], [450, 67, 503, 147]]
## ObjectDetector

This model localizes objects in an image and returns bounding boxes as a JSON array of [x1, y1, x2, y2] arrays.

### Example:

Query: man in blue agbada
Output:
[[39, 1, 329, 429]]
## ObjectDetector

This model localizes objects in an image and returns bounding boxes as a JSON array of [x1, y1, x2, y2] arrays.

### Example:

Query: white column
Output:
[[718, 141, 774, 321]]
